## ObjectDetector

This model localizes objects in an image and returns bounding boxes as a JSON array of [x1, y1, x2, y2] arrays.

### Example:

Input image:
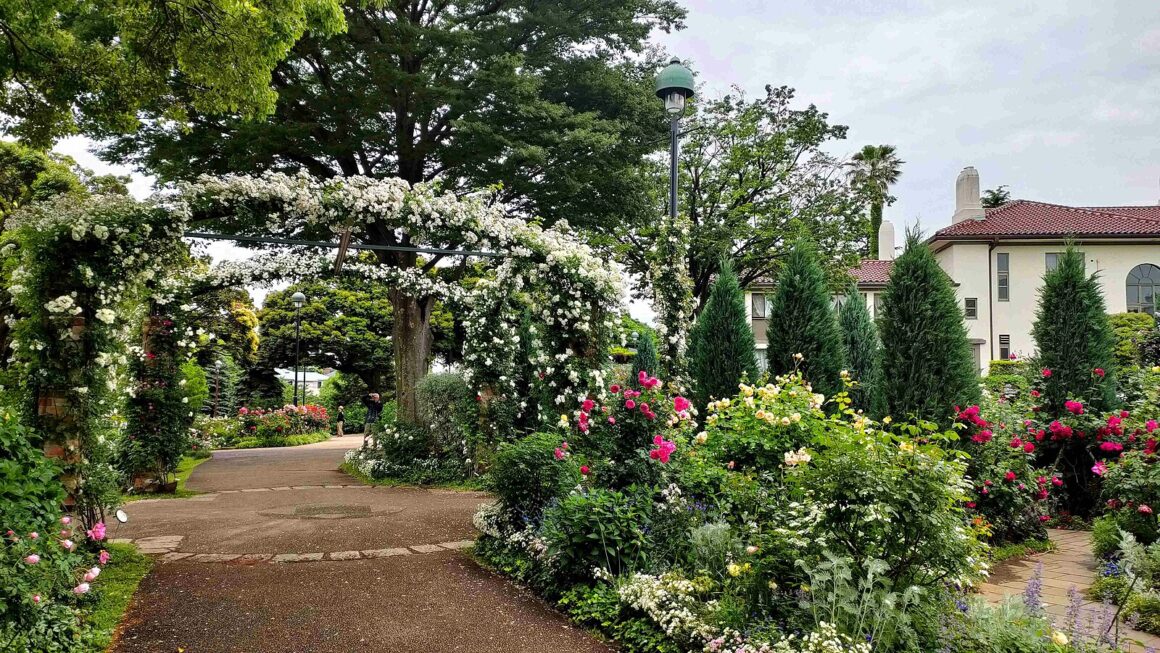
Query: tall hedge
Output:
[[765, 242, 847, 399], [1031, 247, 1117, 412], [878, 232, 979, 423], [837, 279, 883, 415], [688, 260, 758, 407]]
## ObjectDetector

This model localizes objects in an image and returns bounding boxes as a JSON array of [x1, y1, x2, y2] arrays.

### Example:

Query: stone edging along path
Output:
[[116, 483, 485, 565]]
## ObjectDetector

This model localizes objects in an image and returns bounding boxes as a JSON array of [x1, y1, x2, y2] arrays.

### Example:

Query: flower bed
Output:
[[192, 404, 331, 449], [472, 369, 1144, 652]]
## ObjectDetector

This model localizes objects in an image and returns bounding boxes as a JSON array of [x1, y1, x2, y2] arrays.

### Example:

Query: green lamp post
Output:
[[655, 57, 695, 219]]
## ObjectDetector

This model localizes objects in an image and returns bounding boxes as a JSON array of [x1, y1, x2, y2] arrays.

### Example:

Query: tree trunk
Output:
[[389, 289, 434, 424], [869, 201, 883, 260]]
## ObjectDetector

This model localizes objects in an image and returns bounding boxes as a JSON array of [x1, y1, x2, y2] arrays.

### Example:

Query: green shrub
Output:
[[542, 488, 652, 582], [0, 411, 64, 532], [987, 359, 1028, 376], [1101, 451, 1160, 546], [1092, 515, 1123, 557], [488, 432, 579, 526], [416, 372, 477, 458], [630, 330, 659, 384], [765, 241, 847, 400], [1087, 574, 1132, 604], [1125, 593, 1160, 635], [191, 415, 241, 448], [878, 231, 979, 424], [1109, 312, 1155, 368], [180, 360, 209, 414], [687, 260, 758, 409], [689, 521, 742, 580]]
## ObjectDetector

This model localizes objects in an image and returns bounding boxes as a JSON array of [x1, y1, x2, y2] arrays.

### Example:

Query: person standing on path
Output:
[[362, 393, 383, 447], [335, 405, 345, 437]]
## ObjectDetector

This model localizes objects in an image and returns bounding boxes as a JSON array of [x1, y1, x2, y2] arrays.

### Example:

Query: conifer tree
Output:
[[688, 260, 758, 407], [878, 231, 979, 423], [837, 279, 883, 415], [766, 242, 847, 399], [630, 330, 659, 384], [1031, 247, 1116, 412]]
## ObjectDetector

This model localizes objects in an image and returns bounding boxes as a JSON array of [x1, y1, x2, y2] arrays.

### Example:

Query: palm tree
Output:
[[845, 145, 904, 259], [982, 185, 1011, 208]]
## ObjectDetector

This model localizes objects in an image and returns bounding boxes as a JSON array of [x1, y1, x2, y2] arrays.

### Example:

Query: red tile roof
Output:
[[932, 200, 1160, 239], [851, 259, 893, 285]]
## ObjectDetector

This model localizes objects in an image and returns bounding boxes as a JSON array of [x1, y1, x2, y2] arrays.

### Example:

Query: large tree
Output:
[[0, 0, 345, 145], [188, 287, 260, 367], [618, 86, 868, 310], [107, 0, 684, 421], [844, 144, 903, 260]]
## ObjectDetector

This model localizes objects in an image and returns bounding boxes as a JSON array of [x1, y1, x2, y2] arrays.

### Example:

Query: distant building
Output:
[[746, 166, 1160, 375], [275, 368, 334, 396]]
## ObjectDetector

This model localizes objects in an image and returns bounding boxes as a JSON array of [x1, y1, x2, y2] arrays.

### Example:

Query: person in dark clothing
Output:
[[363, 393, 382, 425], [335, 405, 345, 437]]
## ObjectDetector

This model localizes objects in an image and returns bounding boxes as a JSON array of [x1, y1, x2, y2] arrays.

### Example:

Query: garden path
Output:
[[108, 438, 610, 653], [982, 529, 1160, 652]]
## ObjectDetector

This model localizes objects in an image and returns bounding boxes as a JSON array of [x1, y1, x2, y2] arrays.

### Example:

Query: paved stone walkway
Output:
[[982, 528, 1160, 652], [110, 437, 610, 653]]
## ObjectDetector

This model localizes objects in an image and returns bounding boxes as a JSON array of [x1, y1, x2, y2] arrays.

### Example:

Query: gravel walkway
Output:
[[982, 528, 1160, 652], [110, 438, 610, 653]]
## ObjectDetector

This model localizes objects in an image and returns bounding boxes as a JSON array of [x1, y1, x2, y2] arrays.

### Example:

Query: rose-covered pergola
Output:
[[184, 171, 626, 425]]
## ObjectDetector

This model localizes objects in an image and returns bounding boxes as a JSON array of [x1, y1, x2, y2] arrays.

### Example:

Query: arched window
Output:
[[1127, 264, 1160, 315]]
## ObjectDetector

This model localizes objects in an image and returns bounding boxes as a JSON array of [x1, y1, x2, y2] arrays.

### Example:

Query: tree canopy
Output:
[[617, 85, 868, 308], [105, 0, 685, 236], [0, 0, 346, 146], [844, 144, 903, 259]]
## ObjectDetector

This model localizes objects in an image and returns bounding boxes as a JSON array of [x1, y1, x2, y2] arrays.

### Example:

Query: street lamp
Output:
[[655, 56, 695, 219], [213, 359, 222, 418], [291, 291, 306, 406]]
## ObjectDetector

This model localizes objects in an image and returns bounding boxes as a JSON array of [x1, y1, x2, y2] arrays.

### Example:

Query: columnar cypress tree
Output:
[[879, 231, 979, 423], [688, 261, 758, 407], [630, 330, 659, 383], [837, 279, 884, 415], [765, 242, 847, 399], [1031, 247, 1117, 412]]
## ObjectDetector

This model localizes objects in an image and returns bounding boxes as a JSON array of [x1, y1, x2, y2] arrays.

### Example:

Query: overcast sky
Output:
[[654, 0, 1160, 240], [54, 0, 1160, 315]]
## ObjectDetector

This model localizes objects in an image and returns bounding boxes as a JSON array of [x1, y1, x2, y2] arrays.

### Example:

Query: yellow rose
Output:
[[1051, 631, 1068, 646], [727, 563, 742, 577], [882, 415, 893, 425], [899, 442, 914, 453]]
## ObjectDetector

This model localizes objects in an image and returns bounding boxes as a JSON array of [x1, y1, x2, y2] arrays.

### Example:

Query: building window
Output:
[[1046, 251, 1084, 272], [751, 293, 768, 319], [1127, 264, 1160, 315], [964, 298, 978, 319], [872, 293, 883, 316], [999, 334, 1011, 360], [997, 253, 1009, 301]]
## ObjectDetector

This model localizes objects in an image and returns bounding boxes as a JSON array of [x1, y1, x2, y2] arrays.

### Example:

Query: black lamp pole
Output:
[[292, 291, 306, 406], [655, 57, 695, 220]]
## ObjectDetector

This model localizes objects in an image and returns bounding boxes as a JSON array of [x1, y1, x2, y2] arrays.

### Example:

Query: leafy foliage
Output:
[[542, 488, 653, 582], [765, 242, 847, 400], [1108, 312, 1155, 369], [878, 231, 980, 424], [0, 0, 346, 145], [488, 433, 581, 527], [0, 411, 63, 532], [981, 185, 1012, 208], [688, 261, 757, 409], [630, 330, 660, 384]]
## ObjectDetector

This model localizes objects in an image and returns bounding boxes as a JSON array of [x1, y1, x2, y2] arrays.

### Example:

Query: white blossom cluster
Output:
[[617, 573, 717, 643]]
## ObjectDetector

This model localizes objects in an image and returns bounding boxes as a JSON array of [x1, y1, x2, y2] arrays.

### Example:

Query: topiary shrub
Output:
[[688, 260, 758, 410], [488, 432, 580, 527], [416, 372, 478, 460], [630, 330, 659, 387], [765, 241, 847, 400], [878, 230, 979, 424]]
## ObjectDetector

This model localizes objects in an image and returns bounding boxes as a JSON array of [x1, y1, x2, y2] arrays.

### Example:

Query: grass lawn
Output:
[[83, 542, 154, 651], [340, 461, 485, 491], [990, 537, 1056, 563], [122, 454, 210, 502]]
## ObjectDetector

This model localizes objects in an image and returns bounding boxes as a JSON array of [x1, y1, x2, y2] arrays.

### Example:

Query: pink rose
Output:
[[1041, 368, 1052, 378], [580, 466, 590, 475], [1091, 461, 1108, 476], [625, 400, 636, 410], [673, 396, 691, 413], [99, 550, 110, 565], [73, 583, 90, 595], [24, 554, 39, 564], [1139, 505, 1153, 515]]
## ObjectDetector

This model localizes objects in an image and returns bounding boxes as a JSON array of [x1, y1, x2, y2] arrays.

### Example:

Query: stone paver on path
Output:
[[111, 437, 610, 653], [982, 528, 1160, 652]]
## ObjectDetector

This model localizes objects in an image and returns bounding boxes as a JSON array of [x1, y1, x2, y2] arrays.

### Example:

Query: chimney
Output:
[[953, 166, 986, 223], [877, 219, 895, 261]]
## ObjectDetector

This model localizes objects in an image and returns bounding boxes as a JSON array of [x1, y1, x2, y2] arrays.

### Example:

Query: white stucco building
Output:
[[746, 166, 1160, 375]]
